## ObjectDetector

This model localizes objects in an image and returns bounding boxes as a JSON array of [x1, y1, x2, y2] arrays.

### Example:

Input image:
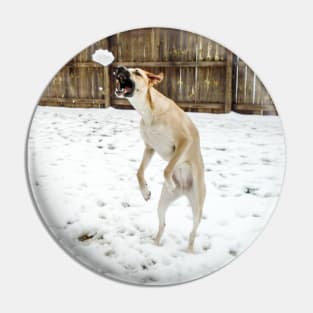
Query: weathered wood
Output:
[[112, 61, 226, 68], [236, 60, 245, 105], [103, 38, 111, 107], [235, 103, 277, 113], [231, 55, 238, 106], [245, 66, 254, 104], [40, 97, 106, 106], [178, 102, 224, 110], [232, 58, 277, 115], [39, 28, 276, 115], [224, 49, 233, 112]]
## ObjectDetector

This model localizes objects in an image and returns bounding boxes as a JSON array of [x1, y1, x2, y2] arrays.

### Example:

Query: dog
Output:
[[114, 66, 206, 252]]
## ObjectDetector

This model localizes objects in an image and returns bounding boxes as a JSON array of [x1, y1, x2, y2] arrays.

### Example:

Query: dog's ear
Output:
[[146, 71, 164, 85]]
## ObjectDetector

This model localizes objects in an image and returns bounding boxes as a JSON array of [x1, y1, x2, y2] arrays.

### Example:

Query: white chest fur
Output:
[[140, 121, 175, 161]]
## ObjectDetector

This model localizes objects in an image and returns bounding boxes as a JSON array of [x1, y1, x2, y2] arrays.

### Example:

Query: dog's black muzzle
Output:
[[114, 66, 135, 97], [114, 66, 129, 81]]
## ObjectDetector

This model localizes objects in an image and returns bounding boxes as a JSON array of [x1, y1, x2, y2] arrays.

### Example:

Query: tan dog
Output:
[[114, 66, 206, 252]]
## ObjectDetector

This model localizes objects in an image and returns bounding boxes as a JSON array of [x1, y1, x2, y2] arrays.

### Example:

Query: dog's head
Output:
[[114, 66, 163, 98]]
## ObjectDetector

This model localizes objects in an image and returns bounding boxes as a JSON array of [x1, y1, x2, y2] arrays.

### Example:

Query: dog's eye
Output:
[[134, 70, 142, 77]]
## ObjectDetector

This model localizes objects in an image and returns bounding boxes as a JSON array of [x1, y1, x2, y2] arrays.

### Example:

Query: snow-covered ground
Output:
[[27, 106, 285, 285]]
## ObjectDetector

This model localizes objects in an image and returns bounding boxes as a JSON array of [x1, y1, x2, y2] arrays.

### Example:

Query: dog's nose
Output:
[[114, 66, 129, 79], [116, 66, 128, 75]]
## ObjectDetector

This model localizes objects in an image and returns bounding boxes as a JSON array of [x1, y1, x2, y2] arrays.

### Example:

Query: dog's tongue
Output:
[[121, 86, 132, 95], [124, 86, 131, 93], [116, 86, 131, 96]]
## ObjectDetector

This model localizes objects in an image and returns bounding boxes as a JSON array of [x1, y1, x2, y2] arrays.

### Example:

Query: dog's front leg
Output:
[[137, 145, 154, 201], [164, 138, 191, 192]]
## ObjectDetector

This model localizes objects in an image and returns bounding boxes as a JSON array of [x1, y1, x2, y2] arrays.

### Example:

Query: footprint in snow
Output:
[[105, 250, 115, 257], [96, 199, 106, 207], [202, 243, 212, 251], [229, 249, 238, 256], [121, 201, 130, 208], [243, 186, 259, 195], [261, 157, 272, 165]]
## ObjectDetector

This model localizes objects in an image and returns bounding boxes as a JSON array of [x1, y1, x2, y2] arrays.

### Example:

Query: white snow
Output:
[[27, 106, 285, 285], [92, 49, 114, 66]]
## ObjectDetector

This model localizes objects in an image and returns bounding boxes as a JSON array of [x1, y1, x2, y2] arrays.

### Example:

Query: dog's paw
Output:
[[187, 246, 195, 254], [141, 186, 151, 201], [154, 237, 161, 246]]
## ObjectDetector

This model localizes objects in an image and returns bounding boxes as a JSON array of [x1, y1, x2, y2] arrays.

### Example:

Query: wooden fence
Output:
[[232, 57, 276, 115], [39, 28, 277, 115], [40, 37, 110, 108]]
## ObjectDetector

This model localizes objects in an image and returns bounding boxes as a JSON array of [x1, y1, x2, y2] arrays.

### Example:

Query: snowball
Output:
[[92, 49, 115, 66]]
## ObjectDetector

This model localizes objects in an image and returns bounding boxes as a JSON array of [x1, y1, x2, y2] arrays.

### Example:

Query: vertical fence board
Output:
[[224, 50, 233, 112], [244, 65, 254, 104], [236, 60, 246, 105]]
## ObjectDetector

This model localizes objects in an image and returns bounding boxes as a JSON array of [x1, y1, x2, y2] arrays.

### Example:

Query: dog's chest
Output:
[[140, 122, 175, 161]]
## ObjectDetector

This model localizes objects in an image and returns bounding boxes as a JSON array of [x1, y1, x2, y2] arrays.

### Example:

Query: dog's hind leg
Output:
[[154, 184, 181, 246], [186, 173, 206, 253]]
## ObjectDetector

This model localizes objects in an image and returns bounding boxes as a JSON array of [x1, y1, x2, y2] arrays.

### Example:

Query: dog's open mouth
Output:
[[115, 79, 134, 97], [114, 67, 135, 97]]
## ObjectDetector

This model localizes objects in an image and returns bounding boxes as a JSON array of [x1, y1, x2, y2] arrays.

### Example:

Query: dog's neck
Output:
[[128, 93, 153, 125], [127, 88, 168, 125]]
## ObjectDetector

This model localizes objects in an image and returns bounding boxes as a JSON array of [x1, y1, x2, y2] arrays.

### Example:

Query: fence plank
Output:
[[244, 65, 254, 104], [225, 49, 233, 112]]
